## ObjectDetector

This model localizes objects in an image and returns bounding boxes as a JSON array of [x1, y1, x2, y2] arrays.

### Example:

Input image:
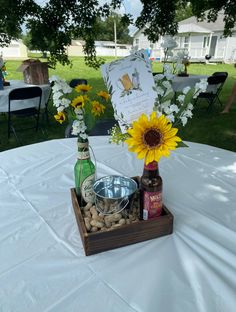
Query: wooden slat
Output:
[[71, 188, 174, 256]]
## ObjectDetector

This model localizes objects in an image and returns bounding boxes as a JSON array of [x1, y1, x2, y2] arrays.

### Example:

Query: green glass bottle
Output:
[[74, 139, 96, 205]]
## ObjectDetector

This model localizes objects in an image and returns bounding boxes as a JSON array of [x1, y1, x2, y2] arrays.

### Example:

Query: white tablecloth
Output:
[[0, 137, 236, 312], [0, 80, 51, 112], [173, 75, 208, 92]]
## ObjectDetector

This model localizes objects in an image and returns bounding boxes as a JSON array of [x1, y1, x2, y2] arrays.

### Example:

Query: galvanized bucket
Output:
[[93, 175, 138, 215]]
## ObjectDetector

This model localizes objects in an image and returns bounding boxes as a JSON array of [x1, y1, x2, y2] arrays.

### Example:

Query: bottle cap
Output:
[[144, 161, 158, 170]]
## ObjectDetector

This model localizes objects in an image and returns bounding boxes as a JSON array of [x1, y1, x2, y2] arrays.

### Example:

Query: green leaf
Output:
[[177, 141, 189, 148]]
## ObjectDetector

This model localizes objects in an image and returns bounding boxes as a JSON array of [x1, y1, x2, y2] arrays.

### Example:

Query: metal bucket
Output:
[[93, 175, 138, 215]]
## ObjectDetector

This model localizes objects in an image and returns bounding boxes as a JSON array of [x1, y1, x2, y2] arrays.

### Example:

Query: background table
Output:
[[0, 80, 51, 112], [0, 137, 236, 312], [173, 74, 208, 92]]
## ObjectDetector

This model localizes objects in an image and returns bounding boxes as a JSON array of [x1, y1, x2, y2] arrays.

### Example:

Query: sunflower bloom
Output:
[[125, 112, 181, 164], [82, 94, 89, 102], [71, 96, 85, 109], [54, 111, 66, 124], [75, 84, 92, 93], [97, 91, 110, 101], [91, 101, 105, 116]]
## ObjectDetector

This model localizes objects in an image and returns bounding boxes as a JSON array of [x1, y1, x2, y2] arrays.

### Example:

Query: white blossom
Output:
[[57, 106, 65, 112], [177, 94, 185, 103], [80, 132, 88, 140], [154, 74, 164, 81], [166, 114, 175, 122], [156, 86, 165, 96], [61, 98, 71, 107], [72, 119, 87, 136], [183, 86, 191, 94], [169, 104, 179, 113], [187, 103, 193, 110], [180, 116, 188, 126], [162, 80, 172, 89]]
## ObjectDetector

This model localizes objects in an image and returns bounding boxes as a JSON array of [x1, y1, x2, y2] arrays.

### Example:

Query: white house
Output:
[[67, 40, 132, 57], [95, 41, 132, 57], [0, 39, 28, 59], [133, 11, 236, 63]]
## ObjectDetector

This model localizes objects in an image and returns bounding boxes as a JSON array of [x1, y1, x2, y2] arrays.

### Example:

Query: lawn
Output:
[[0, 56, 236, 152]]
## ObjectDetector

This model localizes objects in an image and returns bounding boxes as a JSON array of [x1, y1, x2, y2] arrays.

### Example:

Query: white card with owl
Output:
[[101, 49, 157, 132]]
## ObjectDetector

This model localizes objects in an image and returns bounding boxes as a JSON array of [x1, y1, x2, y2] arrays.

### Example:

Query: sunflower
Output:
[[97, 91, 110, 101], [71, 96, 85, 109], [125, 112, 181, 164], [75, 84, 92, 93], [91, 100, 105, 116], [54, 111, 66, 124]]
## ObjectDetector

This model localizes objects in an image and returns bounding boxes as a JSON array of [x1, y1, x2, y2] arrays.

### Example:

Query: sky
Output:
[[36, 0, 142, 33]]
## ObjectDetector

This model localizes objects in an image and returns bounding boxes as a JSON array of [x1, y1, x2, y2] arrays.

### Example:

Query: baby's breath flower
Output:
[[50, 76, 109, 141]]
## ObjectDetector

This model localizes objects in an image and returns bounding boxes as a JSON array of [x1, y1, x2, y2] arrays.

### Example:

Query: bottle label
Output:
[[78, 151, 90, 159], [81, 173, 95, 203], [77, 141, 88, 149], [143, 191, 162, 220]]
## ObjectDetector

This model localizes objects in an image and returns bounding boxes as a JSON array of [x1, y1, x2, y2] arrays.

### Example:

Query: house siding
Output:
[[133, 16, 236, 63], [0, 40, 28, 59], [224, 33, 236, 62]]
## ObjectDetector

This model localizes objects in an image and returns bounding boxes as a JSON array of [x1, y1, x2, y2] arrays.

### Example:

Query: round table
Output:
[[172, 75, 208, 92], [0, 80, 51, 112], [0, 137, 236, 312]]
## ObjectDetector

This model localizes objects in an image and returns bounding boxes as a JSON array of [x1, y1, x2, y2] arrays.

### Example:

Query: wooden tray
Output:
[[71, 188, 174, 256]]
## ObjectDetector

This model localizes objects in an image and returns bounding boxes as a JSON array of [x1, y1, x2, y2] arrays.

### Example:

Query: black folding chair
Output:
[[195, 73, 228, 111], [69, 79, 88, 88], [89, 119, 118, 136], [43, 82, 53, 124], [8, 86, 42, 144], [65, 119, 118, 138]]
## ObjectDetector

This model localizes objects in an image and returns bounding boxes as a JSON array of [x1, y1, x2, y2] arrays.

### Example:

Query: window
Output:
[[203, 36, 210, 48], [135, 38, 139, 45], [179, 36, 189, 49]]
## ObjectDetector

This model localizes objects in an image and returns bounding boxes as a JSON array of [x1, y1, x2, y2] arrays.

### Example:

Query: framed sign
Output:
[[101, 50, 156, 131]]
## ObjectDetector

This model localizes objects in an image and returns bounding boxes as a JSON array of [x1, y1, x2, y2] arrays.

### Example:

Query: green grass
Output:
[[1, 56, 236, 153]]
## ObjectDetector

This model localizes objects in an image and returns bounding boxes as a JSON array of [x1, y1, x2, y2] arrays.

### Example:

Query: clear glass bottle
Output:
[[140, 161, 163, 220], [74, 139, 95, 205]]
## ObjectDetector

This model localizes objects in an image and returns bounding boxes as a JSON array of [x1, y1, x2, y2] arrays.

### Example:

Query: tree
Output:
[[136, 0, 236, 44], [175, 3, 193, 22], [96, 14, 132, 44], [0, 0, 235, 68]]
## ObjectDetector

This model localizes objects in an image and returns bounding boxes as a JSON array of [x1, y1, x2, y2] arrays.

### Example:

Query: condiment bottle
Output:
[[140, 161, 163, 220]]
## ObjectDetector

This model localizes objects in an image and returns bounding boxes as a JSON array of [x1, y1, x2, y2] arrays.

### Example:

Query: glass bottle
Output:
[[140, 161, 163, 220], [74, 139, 95, 206]]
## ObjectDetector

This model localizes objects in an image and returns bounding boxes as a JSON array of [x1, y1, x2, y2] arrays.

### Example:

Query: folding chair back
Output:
[[69, 79, 88, 88], [8, 86, 42, 143], [195, 73, 228, 111], [65, 119, 118, 138]]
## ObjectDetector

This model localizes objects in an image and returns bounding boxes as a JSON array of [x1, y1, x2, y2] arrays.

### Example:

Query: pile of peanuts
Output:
[[81, 195, 140, 233]]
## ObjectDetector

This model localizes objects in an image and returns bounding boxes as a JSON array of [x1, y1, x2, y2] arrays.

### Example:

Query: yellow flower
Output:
[[71, 96, 85, 109], [125, 112, 181, 165], [82, 94, 89, 102], [97, 91, 110, 101], [54, 111, 66, 124], [75, 84, 92, 93], [91, 100, 105, 116]]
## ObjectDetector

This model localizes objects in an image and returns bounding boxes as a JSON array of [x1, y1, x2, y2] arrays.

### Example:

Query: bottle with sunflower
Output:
[[124, 112, 181, 220], [49, 76, 110, 205]]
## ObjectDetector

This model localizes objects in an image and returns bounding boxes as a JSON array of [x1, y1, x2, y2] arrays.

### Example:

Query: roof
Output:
[[179, 11, 236, 32], [178, 23, 212, 34]]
